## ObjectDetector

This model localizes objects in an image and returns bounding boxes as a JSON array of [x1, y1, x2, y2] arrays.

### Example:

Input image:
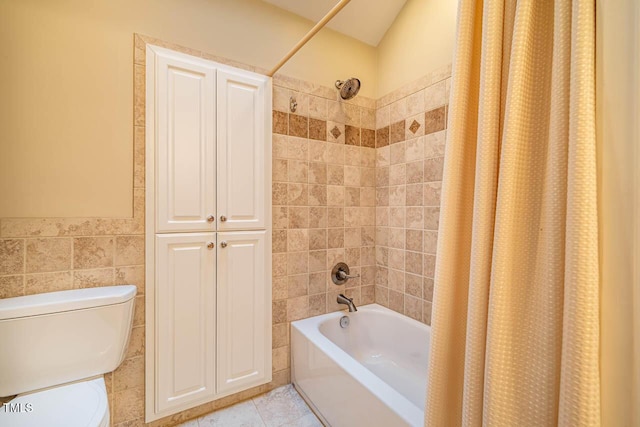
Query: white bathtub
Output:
[[291, 304, 430, 427]]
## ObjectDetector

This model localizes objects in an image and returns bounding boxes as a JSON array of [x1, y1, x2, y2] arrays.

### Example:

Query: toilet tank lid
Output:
[[0, 285, 137, 321]]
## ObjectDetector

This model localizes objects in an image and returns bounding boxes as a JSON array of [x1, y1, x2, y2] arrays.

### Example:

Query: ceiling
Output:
[[262, 0, 408, 46]]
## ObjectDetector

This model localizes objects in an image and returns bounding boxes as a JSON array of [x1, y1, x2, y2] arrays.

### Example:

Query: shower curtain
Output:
[[425, 0, 599, 425]]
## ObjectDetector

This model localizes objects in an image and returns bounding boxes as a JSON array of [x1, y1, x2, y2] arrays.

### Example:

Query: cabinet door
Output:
[[155, 233, 216, 413], [217, 71, 268, 230], [216, 231, 271, 395], [156, 53, 216, 233]]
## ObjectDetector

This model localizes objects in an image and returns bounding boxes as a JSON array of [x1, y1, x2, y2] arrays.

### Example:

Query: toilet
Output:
[[0, 285, 137, 427]]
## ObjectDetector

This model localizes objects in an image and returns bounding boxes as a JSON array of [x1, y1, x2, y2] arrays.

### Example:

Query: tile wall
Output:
[[373, 68, 452, 325], [270, 76, 378, 377]]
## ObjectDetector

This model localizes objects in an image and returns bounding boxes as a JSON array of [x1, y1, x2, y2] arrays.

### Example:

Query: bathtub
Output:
[[291, 304, 430, 427]]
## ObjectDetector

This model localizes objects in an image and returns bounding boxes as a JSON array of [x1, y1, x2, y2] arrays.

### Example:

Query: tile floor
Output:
[[179, 385, 323, 427]]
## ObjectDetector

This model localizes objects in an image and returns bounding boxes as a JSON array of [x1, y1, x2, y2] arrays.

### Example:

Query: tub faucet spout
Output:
[[337, 294, 357, 312]]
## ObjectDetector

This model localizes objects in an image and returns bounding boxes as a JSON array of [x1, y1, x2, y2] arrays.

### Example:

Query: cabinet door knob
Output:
[[220, 215, 227, 222], [220, 241, 228, 248], [206, 215, 215, 222], [207, 242, 214, 249]]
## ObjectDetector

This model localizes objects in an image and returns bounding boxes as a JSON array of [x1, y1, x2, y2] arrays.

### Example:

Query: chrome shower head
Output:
[[335, 78, 361, 100]]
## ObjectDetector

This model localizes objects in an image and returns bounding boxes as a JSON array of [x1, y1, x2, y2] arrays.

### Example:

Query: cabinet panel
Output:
[[216, 231, 271, 395], [156, 55, 216, 232], [155, 233, 216, 412], [217, 71, 267, 230]]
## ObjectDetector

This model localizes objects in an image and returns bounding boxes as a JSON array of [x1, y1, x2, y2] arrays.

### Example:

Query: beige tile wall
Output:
[[373, 68, 452, 325], [270, 78, 378, 376]]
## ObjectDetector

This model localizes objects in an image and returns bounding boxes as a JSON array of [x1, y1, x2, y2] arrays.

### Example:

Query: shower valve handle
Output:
[[336, 269, 360, 280]]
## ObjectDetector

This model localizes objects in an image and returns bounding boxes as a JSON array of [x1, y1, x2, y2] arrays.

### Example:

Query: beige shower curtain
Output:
[[425, 0, 599, 425]]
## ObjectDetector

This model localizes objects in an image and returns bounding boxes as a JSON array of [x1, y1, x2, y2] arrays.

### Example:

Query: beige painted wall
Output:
[[596, 0, 639, 425], [376, 0, 458, 98], [0, 0, 376, 218]]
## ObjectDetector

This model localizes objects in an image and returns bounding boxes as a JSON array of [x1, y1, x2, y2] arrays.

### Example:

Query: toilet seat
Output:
[[0, 377, 109, 427]]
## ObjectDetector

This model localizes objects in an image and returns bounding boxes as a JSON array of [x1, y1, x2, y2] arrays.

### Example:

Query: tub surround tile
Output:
[[0, 275, 24, 298], [376, 126, 389, 148], [290, 91, 309, 117], [390, 120, 406, 144], [287, 160, 308, 183], [308, 96, 328, 120], [308, 293, 327, 316], [327, 122, 345, 144], [361, 108, 376, 130], [289, 114, 308, 138], [345, 125, 360, 146], [287, 273, 308, 298], [286, 136, 309, 161], [375, 72, 450, 325], [424, 80, 448, 111], [308, 163, 327, 185], [424, 157, 445, 182], [273, 111, 288, 134], [424, 130, 446, 158], [404, 295, 422, 321], [287, 183, 308, 205], [424, 106, 446, 135], [308, 118, 326, 141], [286, 295, 309, 321], [361, 128, 376, 148], [308, 140, 327, 163]]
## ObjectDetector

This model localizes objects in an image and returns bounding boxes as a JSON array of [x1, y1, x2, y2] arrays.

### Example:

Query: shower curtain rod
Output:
[[267, 0, 352, 77]]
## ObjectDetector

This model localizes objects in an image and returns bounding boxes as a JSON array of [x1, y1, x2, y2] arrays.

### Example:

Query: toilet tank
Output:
[[0, 285, 136, 397]]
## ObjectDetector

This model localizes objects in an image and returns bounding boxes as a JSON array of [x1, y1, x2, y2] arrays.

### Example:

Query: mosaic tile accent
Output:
[[409, 119, 421, 134], [330, 125, 342, 140]]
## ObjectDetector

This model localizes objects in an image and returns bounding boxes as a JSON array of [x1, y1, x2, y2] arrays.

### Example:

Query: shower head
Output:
[[335, 78, 361, 100]]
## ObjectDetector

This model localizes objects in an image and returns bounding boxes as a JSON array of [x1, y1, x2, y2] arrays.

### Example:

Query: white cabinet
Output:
[[216, 231, 269, 395], [217, 71, 267, 230], [145, 45, 272, 422], [155, 233, 216, 413], [155, 55, 216, 233]]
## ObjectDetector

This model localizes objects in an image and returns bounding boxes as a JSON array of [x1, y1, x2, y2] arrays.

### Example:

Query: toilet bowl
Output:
[[0, 285, 136, 427], [0, 377, 109, 427]]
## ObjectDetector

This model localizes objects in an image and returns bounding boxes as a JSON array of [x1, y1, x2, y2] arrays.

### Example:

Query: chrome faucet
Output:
[[337, 294, 357, 312]]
